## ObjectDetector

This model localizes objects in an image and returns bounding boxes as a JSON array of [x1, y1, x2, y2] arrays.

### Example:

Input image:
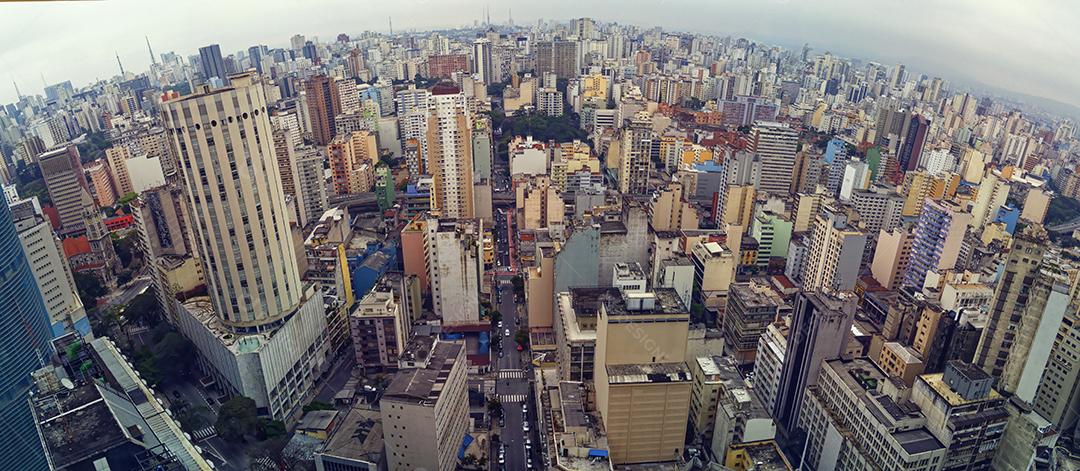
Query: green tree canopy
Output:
[[216, 396, 260, 442], [74, 272, 107, 308]]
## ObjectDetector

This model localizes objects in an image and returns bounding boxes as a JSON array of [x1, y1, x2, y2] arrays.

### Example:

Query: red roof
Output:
[[62, 236, 92, 258]]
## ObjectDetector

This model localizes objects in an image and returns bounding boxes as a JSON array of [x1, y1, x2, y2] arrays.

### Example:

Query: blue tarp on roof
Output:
[[459, 434, 474, 460], [588, 449, 609, 458]]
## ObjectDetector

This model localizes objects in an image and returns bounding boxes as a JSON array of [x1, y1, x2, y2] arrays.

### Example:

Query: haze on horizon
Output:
[[0, 0, 1076, 112]]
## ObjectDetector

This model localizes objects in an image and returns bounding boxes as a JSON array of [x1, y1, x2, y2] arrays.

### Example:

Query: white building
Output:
[[509, 135, 549, 176], [427, 218, 483, 325]]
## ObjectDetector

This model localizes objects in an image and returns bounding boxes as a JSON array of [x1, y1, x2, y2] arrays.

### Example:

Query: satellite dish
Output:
[[60, 378, 75, 390]]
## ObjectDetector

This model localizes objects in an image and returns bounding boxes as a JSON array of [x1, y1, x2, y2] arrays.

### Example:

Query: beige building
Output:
[[382, 341, 470, 471], [426, 84, 474, 218], [802, 204, 867, 293], [426, 218, 483, 326], [85, 160, 117, 207], [595, 288, 692, 465], [104, 145, 134, 196], [517, 176, 564, 232], [616, 112, 653, 195], [870, 227, 913, 290], [526, 244, 556, 329], [877, 341, 925, 386], [720, 185, 755, 233], [690, 241, 738, 313], [650, 181, 698, 232], [554, 289, 603, 382], [1020, 188, 1050, 224], [327, 129, 379, 196]]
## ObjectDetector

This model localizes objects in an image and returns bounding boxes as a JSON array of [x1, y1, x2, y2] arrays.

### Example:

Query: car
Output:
[[499, 350, 504, 358], [525, 437, 531, 446], [523, 422, 529, 432], [171, 390, 182, 400], [505, 329, 511, 336], [517, 344, 524, 351], [497, 321, 503, 329]]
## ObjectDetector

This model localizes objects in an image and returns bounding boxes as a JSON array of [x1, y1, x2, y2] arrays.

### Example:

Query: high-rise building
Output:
[[911, 361, 1007, 471], [870, 227, 914, 290], [471, 38, 494, 85], [617, 111, 653, 195], [802, 204, 867, 293], [428, 53, 469, 79], [327, 130, 379, 196], [650, 181, 698, 232], [1033, 291, 1080, 431], [425, 218, 483, 326], [595, 288, 692, 465], [304, 74, 342, 146], [37, 145, 91, 236], [104, 146, 134, 196], [799, 358, 946, 470], [898, 114, 930, 172], [0, 200, 53, 471], [723, 281, 784, 364], [903, 199, 971, 289], [535, 39, 580, 80], [772, 291, 854, 437], [973, 224, 1046, 384], [197, 44, 228, 85], [162, 73, 327, 419], [999, 255, 1069, 400], [425, 83, 474, 218], [85, 160, 116, 207], [10, 200, 88, 338], [294, 146, 328, 226], [749, 121, 799, 196], [381, 340, 469, 471]]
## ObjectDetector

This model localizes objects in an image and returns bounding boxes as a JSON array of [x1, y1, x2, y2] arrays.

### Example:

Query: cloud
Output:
[[0, 0, 1076, 108]]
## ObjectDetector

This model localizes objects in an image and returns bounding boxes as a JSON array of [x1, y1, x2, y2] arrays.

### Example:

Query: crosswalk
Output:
[[191, 426, 216, 441], [499, 394, 527, 403], [498, 369, 525, 379]]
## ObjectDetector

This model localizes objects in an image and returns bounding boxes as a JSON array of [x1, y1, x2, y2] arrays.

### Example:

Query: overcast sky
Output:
[[0, 0, 1077, 109]]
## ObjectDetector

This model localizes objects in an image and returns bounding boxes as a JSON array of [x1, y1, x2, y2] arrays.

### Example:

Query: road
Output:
[[490, 179, 540, 470]]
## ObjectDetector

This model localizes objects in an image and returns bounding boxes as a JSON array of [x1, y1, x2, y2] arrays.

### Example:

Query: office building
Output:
[[903, 199, 971, 289], [428, 53, 468, 79], [799, 358, 947, 470], [163, 73, 327, 420], [690, 241, 738, 314], [10, 200, 88, 338], [773, 291, 854, 437], [38, 145, 91, 236], [870, 227, 914, 290], [997, 258, 1070, 400], [702, 355, 776, 457], [554, 288, 604, 382], [650, 181, 698, 232], [750, 211, 793, 268], [749, 121, 799, 196], [471, 38, 494, 85], [381, 341, 469, 471], [198, 43, 228, 85], [535, 39, 580, 79], [802, 204, 867, 293], [1033, 297, 1080, 432], [85, 160, 116, 207], [426, 83, 475, 218], [595, 288, 692, 464], [0, 200, 53, 471], [350, 285, 409, 371]]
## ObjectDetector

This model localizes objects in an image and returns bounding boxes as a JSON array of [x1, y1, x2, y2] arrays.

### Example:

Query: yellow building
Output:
[[595, 288, 692, 465], [516, 176, 564, 231], [580, 73, 609, 102], [650, 181, 698, 232], [725, 440, 793, 470], [901, 170, 948, 217], [721, 185, 755, 234]]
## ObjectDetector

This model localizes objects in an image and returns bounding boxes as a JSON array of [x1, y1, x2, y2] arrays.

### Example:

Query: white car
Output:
[[523, 422, 529, 432], [505, 329, 511, 337]]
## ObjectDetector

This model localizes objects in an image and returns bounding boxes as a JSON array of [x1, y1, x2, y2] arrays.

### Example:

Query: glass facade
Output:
[[0, 201, 52, 470]]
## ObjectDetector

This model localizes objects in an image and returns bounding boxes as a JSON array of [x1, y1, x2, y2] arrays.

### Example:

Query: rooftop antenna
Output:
[[146, 36, 157, 65], [116, 51, 125, 76], [388, 16, 393, 36], [13, 80, 22, 99], [509, 8, 513, 26]]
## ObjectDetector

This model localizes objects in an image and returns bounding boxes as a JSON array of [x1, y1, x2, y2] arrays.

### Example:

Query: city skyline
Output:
[[0, 0, 1078, 113]]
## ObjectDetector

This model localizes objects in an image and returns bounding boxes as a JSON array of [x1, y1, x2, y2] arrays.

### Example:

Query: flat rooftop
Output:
[[384, 342, 463, 404], [607, 362, 691, 385], [600, 287, 687, 317], [559, 382, 588, 428], [729, 441, 792, 470], [730, 281, 784, 309], [319, 407, 383, 465], [921, 373, 1001, 407]]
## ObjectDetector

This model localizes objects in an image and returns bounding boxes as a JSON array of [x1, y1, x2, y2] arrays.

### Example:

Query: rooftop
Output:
[[559, 382, 589, 428], [607, 362, 691, 385], [921, 373, 1001, 407], [298, 410, 339, 432], [728, 440, 793, 470], [318, 407, 384, 466], [731, 281, 784, 309], [600, 287, 687, 317], [383, 342, 463, 404]]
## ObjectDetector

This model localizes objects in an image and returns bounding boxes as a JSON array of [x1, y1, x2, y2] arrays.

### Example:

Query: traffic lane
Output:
[[502, 405, 527, 471]]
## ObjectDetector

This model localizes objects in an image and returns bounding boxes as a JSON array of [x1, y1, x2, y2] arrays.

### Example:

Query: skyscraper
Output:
[[535, 39, 581, 80], [425, 83, 474, 218], [0, 200, 53, 471], [304, 74, 342, 146], [902, 199, 972, 289], [197, 43, 228, 85], [749, 121, 799, 196], [772, 291, 854, 437], [617, 111, 653, 195], [37, 144, 91, 236], [471, 38, 493, 85], [802, 204, 867, 293], [164, 72, 303, 326], [162, 72, 326, 419]]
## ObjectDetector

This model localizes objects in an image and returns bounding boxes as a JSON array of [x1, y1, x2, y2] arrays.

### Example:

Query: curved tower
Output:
[[0, 200, 52, 470], [162, 73, 303, 330]]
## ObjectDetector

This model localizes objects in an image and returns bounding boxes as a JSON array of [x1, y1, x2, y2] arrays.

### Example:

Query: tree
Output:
[[489, 310, 502, 326], [155, 332, 195, 378], [486, 397, 502, 416], [511, 275, 525, 298], [303, 400, 335, 413], [113, 234, 140, 269], [515, 329, 529, 347], [74, 272, 107, 308], [216, 396, 260, 442], [125, 291, 161, 327], [256, 419, 287, 440]]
